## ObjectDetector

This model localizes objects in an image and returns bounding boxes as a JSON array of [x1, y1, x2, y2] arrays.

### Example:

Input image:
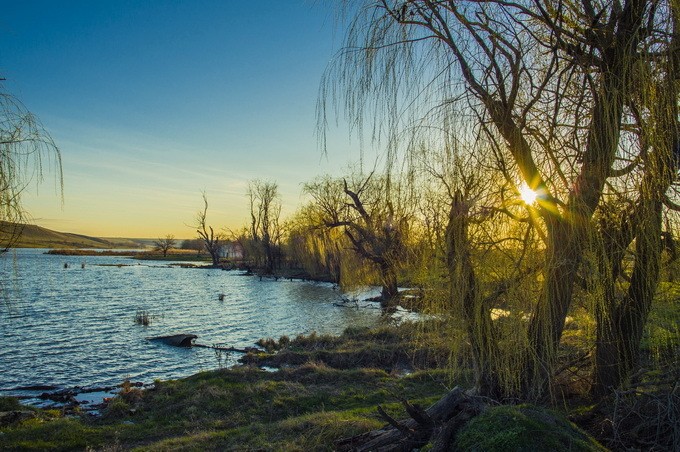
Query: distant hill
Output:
[[0, 221, 148, 249]]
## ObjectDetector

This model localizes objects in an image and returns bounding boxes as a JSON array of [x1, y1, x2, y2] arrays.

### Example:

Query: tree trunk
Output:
[[593, 198, 663, 395], [379, 262, 399, 309], [263, 238, 273, 274], [446, 190, 500, 398], [335, 387, 485, 452], [209, 249, 220, 267], [524, 218, 587, 400], [617, 199, 662, 375], [592, 209, 631, 396], [593, 17, 678, 392]]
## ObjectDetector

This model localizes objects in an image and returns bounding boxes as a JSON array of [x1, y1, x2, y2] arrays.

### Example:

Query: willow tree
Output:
[[1, 84, 62, 250], [286, 203, 345, 282], [591, 7, 680, 395], [322, 0, 676, 400], [303, 172, 411, 307]]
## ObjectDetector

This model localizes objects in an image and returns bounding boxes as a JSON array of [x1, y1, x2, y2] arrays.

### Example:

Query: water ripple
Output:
[[0, 249, 382, 392]]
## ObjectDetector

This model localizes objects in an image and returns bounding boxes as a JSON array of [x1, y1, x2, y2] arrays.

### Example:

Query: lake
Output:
[[0, 249, 390, 398]]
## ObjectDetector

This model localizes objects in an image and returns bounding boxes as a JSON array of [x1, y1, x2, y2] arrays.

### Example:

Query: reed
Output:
[[134, 310, 153, 326]]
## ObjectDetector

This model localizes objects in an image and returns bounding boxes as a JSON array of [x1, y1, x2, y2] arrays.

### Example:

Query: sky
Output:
[[1, 0, 371, 239]]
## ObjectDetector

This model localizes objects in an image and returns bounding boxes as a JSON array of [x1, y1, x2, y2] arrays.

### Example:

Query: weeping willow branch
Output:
[[321, 0, 675, 401], [0, 83, 62, 251]]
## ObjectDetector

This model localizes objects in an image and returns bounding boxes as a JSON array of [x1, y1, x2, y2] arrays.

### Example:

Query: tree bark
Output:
[[593, 185, 668, 395], [446, 190, 500, 398], [593, 9, 678, 393], [592, 205, 634, 396], [208, 248, 220, 267], [593, 199, 663, 394], [525, 217, 587, 400], [379, 262, 399, 308]]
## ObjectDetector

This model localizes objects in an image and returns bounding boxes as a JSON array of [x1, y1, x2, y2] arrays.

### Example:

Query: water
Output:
[[0, 249, 386, 395]]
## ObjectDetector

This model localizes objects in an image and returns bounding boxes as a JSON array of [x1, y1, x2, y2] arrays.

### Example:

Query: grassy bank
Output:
[[1, 306, 676, 450], [6, 364, 445, 450], [0, 324, 454, 450]]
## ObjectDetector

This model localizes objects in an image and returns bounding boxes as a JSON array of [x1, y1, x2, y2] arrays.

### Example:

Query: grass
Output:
[[0, 321, 456, 450], [248, 322, 457, 374], [0, 397, 27, 412], [0, 221, 141, 250], [133, 251, 213, 262], [644, 282, 680, 361], [46, 249, 138, 256], [46, 249, 215, 262], [0, 364, 450, 450]]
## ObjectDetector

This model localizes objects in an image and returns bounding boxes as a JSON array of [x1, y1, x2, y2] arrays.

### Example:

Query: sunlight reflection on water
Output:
[[0, 249, 385, 393]]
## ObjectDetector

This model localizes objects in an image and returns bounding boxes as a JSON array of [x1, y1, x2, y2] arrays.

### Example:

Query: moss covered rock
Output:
[[454, 404, 605, 451]]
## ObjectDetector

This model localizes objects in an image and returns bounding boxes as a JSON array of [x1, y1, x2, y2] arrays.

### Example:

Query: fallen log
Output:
[[335, 386, 486, 451], [145, 334, 263, 353]]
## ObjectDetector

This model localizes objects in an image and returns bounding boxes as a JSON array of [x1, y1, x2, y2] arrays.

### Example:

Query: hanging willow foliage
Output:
[[0, 83, 62, 250], [320, 0, 679, 401]]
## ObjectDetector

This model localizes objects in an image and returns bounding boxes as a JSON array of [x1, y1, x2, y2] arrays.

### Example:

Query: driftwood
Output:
[[193, 343, 263, 354], [145, 334, 263, 354], [147, 334, 198, 347], [335, 386, 486, 451]]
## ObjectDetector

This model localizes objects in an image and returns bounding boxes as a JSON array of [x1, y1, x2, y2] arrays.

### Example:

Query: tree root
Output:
[[335, 386, 486, 451]]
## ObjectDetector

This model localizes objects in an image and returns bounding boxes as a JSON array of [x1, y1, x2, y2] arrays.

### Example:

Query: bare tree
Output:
[[153, 234, 176, 257], [304, 172, 411, 308], [247, 180, 282, 274], [195, 192, 222, 267]]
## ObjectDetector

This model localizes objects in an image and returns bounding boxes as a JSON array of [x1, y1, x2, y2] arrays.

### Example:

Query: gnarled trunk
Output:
[[594, 192, 666, 395], [446, 190, 500, 398], [208, 249, 220, 267], [524, 218, 588, 400], [379, 262, 399, 308]]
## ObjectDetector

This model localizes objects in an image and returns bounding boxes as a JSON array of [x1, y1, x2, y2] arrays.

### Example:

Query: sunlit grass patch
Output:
[[247, 321, 453, 375], [275, 410, 384, 449]]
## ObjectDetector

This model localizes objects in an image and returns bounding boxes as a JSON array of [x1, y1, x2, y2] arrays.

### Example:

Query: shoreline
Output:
[[47, 247, 347, 284], [0, 322, 617, 450]]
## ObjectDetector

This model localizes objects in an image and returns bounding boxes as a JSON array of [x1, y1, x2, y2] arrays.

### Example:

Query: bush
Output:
[[0, 397, 24, 412]]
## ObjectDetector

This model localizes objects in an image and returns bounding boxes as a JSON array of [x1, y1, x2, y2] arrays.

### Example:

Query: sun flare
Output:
[[519, 183, 538, 205]]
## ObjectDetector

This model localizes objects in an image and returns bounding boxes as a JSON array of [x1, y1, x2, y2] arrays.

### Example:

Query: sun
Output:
[[519, 183, 538, 205]]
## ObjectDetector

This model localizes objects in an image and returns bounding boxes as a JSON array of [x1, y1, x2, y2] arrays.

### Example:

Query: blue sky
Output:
[[2, 0, 369, 238]]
